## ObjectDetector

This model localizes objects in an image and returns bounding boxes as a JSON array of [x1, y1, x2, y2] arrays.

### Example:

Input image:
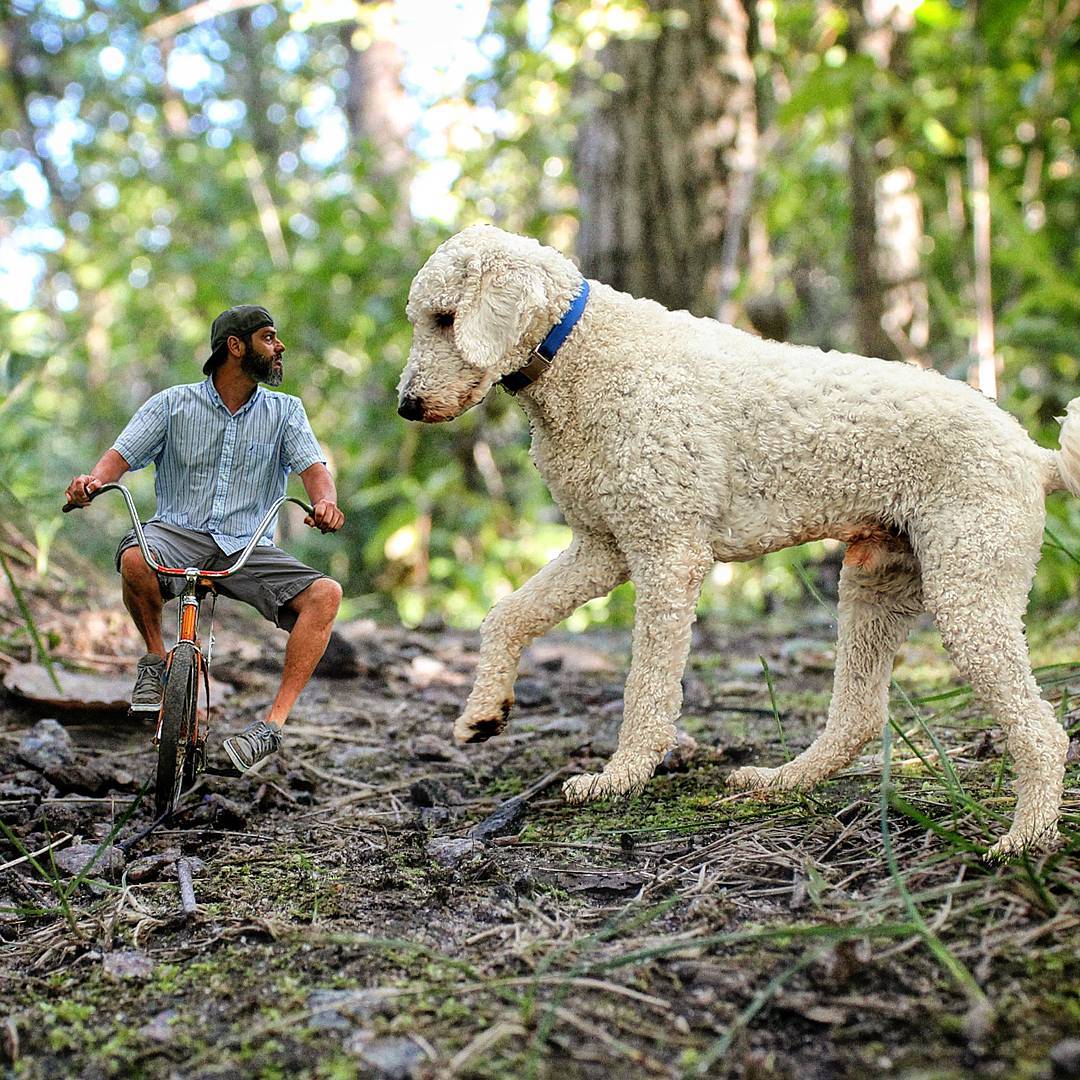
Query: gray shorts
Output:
[[115, 521, 325, 631]]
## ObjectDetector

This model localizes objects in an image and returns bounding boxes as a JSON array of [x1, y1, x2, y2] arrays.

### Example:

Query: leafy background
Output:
[[1, 0, 1077, 628]]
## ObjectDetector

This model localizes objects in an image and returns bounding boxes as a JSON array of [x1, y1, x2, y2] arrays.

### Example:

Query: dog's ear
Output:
[[453, 257, 548, 370]]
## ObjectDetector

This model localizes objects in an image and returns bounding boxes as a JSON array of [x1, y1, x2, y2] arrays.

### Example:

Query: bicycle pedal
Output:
[[203, 764, 241, 777]]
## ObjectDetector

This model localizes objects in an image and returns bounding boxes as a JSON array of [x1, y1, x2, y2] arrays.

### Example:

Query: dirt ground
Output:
[[1, 565, 1079, 1079]]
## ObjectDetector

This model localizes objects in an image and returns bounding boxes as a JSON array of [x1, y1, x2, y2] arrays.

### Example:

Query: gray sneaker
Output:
[[222, 720, 282, 773], [129, 654, 165, 714]]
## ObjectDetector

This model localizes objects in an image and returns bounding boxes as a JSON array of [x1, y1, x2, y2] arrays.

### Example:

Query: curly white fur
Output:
[[398, 224, 1073, 861]]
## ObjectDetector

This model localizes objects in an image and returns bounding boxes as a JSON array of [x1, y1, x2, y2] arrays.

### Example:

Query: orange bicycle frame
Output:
[[155, 573, 214, 746]]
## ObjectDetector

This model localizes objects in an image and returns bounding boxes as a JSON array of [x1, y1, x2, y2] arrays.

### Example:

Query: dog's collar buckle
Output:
[[501, 348, 553, 395], [500, 279, 589, 395]]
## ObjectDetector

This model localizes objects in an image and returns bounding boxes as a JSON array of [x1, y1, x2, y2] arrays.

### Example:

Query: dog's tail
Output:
[[1047, 398, 1080, 496]]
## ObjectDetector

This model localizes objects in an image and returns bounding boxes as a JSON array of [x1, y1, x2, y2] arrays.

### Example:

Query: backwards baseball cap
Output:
[[203, 305, 275, 375]]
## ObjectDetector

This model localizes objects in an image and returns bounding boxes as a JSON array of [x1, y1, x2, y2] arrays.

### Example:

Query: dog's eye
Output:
[[433, 312, 455, 329]]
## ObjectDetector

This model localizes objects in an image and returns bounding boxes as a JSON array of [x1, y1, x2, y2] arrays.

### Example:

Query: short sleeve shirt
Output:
[[112, 378, 326, 554]]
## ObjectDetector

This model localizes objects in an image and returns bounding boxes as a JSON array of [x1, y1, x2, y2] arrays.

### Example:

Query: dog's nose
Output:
[[398, 395, 424, 421]]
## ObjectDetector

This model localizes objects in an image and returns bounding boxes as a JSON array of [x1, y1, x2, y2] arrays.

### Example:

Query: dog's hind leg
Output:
[[918, 519, 1068, 860], [454, 534, 627, 743], [563, 537, 713, 804], [728, 544, 923, 793]]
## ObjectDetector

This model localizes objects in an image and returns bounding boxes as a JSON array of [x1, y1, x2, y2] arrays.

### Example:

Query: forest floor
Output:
[[1, 555, 1079, 1080]]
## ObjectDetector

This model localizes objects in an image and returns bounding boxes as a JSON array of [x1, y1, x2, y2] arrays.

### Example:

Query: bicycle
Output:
[[63, 483, 315, 818]]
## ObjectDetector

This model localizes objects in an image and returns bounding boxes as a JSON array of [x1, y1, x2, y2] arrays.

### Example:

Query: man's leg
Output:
[[221, 557, 342, 773], [266, 577, 343, 727], [119, 545, 168, 714], [120, 545, 166, 656]]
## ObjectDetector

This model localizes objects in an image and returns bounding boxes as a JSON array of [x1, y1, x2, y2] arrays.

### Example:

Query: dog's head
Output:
[[397, 225, 571, 423]]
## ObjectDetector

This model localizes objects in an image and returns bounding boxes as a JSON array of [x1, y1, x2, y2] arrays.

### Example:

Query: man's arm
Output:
[[64, 449, 131, 507], [298, 462, 345, 533], [66, 389, 168, 507]]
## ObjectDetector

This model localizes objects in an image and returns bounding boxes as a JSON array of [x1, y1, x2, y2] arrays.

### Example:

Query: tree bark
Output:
[[845, 0, 929, 364], [340, 7, 411, 181], [574, 0, 756, 317], [967, 131, 996, 397], [236, 10, 279, 162], [966, 2, 997, 396], [848, 121, 903, 361]]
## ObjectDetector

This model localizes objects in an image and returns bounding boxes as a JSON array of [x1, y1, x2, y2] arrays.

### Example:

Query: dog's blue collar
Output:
[[500, 279, 589, 395]]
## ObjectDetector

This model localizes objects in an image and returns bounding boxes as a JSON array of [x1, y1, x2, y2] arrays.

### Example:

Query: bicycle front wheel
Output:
[[155, 641, 200, 818]]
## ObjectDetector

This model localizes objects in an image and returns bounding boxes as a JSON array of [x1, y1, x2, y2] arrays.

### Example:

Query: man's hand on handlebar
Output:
[[64, 474, 102, 509], [305, 499, 344, 534]]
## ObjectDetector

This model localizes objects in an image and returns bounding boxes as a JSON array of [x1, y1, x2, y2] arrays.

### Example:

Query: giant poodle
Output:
[[397, 224, 1076, 860]]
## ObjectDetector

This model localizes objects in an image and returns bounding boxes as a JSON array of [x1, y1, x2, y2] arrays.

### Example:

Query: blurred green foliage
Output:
[[1, 0, 1077, 627]]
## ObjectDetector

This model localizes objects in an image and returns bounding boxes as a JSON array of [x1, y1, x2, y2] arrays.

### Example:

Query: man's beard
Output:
[[241, 350, 284, 387]]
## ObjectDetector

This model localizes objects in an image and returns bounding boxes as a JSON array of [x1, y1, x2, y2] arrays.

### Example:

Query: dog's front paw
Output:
[[562, 772, 611, 805], [453, 696, 513, 744], [562, 760, 653, 805], [984, 825, 1061, 864]]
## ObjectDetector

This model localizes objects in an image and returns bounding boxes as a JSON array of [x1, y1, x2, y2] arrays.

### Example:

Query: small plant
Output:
[[0, 551, 61, 692]]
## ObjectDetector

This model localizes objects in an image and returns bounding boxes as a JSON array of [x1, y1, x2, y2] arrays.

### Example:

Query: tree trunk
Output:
[[846, 0, 930, 364], [340, 6, 412, 181], [848, 121, 903, 361], [234, 11, 288, 267], [968, 131, 996, 396], [967, 3, 997, 396], [574, 0, 756, 317], [876, 165, 929, 362], [236, 10, 279, 162]]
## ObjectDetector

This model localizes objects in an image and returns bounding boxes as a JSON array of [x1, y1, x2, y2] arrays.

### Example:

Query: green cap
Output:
[[204, 305, 275, 374]]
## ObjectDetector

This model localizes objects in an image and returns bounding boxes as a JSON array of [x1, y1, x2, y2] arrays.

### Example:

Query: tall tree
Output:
[[845, 0, 929, 363], [573, 0, 757, 317], [339, 4, 412, 181]]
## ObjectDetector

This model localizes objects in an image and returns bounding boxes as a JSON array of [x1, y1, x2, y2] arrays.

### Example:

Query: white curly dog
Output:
[[397, 224, 1077, 860]]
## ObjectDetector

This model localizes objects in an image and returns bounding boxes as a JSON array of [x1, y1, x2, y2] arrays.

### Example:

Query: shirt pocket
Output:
[[244, 441, 282, 484], [245, 440, 278, 463]]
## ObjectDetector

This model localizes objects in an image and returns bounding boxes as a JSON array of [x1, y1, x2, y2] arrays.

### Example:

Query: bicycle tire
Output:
[[155, 642, 200, 818]]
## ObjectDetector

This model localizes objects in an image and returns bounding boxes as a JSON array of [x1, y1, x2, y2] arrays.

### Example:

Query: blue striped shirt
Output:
[[112, 377, 326, 554]]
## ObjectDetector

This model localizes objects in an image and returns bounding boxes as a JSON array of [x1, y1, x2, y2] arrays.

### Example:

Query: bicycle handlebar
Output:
[[63, 483, 316, 579]]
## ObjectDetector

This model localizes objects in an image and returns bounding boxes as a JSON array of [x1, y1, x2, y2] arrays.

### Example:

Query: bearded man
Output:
[[64, 305, 344, 772]]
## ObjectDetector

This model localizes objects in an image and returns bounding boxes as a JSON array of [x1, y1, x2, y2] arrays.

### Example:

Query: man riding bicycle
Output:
[[64, 305, 344, 773]]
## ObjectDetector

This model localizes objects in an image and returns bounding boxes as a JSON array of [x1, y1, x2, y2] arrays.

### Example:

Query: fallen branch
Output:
[[177, 858, 197, 918]]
